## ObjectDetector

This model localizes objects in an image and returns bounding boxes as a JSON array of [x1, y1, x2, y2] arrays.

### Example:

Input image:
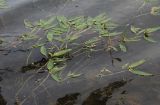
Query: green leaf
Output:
[[47, 32, 53, 42], [68, 34, 80, 42], [19, 34, 37, 41], [47, 60, 54, 70], [137, 29, 145, 35], [107, 32, 122, 37], [24, 19, 33, 28], [51, 73, 61, 82], [129, 59, 146, 68], [49, 66, 65, 74], [122, 63, 129, 69], [143, 36, 156, 43], [119, 43, 127, 52], [45, 17, 55, 26], [84, 37, 100, 45], [109, 46, 118, 51], [32, 43, 46, 48], [123, 36, 141, 42], [53, 49, 72, 57], [0, 0, 7, 8], [40, 46, 47, 57], [151, 6, 160, 15], [87, 17, 94, 26], [75, 23, 87, 30], [129, 69, 153, 76], [131, 25, 141, 34], [67, 71, 82, 78], [53, 37, 64, 42], [146, 26, 160, 33]]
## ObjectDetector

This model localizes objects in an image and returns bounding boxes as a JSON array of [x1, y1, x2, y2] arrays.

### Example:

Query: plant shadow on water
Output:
[[0, 87, 7, 105], [21, 58, 47, 73], [53, 80, 129, 105], [0, 78, 7, 105], [55, 93, 80, 105]]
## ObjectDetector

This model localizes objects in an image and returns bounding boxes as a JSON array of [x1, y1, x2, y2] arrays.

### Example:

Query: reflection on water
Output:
[[82, 80, 127, 105], [55, 93, 80, 105], [0, 78, 7, 105], [53, 80, 128, 105], [0, 88, 7, 105]]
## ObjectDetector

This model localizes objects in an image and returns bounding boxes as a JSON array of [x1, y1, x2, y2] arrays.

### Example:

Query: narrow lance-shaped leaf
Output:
[[68, 34, 80, 42], [119, 43, 127, 52], [67, 71, 82, 78], [45, 17, 55, 26], [101, 32, 122, 37], [146, 26, 160, 33], [47, 59, 54, 70], [143, 35, 156, 43], [122, 63, 129, 69], [151, 6, 160, 15], [123, 36, 141, 42], [129, 59, 146, 68], [40, 46, 48, 57], [51, 73, 61, 82], [130, 25, 141, 34], [84, 37, 100, 45], [52, 49, 72, 57], [24, 19, 33, 28], [47, 32, 53, 42], [129, 69, 153, 76]]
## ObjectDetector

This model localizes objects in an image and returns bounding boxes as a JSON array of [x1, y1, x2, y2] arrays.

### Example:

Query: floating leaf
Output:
[[137, 29, 145, 35], [151, 6, 160, 15], [109, 46, 118, 51], [129, 59, 146, 68], [68, 34, 80, 42], [67, 71, 82, 78], [119, 43, 127, 52], [53, 37, 64, 42], [131, 25, 141, 34], [129, 69, 153, 76], [146, 26, 160, 33], [101, 32, 122, 37], [40, 46, 47, 57], [51, 73, 61, 82], [45, 17, 56, 26], [76, 23, 87, 30], [143, 36, 156, 43], [47, 32, 53, 42], [50, 66, 65, 74], [84, 37, 100, 45], [24, 19, 33, 28], [47, 60, 54, 70], [52, 49, 72, 57], [32, 43, 46, 48], [123, 36, 141, 42], [122, 63, 129, 69], [19, 34, 37, 41], [0, 0, 7, 8]]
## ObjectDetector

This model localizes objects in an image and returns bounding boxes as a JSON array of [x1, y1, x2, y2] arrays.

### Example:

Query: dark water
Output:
[[0, 0, 160, 105]]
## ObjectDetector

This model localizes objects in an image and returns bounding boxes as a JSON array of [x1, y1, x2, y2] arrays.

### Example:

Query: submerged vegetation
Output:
[[21, 13, 160, 82]]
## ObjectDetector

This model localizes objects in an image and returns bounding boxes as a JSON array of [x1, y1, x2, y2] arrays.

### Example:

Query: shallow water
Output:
[[0, 0, 160, 105]]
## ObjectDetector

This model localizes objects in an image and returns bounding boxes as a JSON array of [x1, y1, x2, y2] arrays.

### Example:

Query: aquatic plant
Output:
[[21, 14, 160, 82], [151, 6, 160, 15], [122, 59, 153, 76], [0, 0, 7, 9]]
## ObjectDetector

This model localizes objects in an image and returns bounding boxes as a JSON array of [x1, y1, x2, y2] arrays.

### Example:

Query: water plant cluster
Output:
[[21, 13, 160, 81], [0, 0, 7, 9]]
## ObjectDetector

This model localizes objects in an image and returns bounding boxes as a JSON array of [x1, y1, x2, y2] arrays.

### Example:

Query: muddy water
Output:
[[0, 0, 160, 105]]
